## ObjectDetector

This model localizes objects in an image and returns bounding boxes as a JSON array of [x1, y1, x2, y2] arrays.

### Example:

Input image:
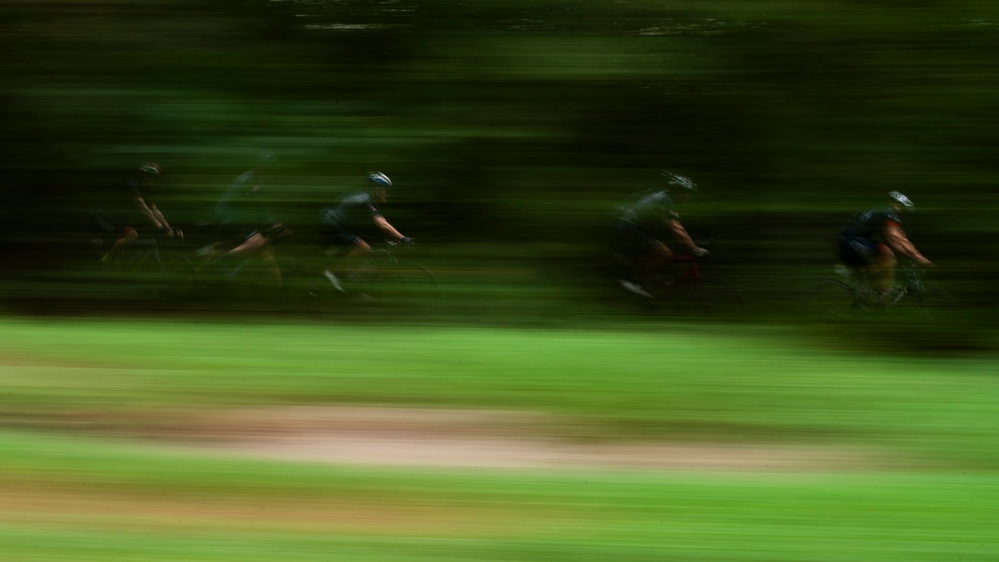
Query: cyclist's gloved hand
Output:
[[399, 236, 414, 244], [692, 247, 710, 258]]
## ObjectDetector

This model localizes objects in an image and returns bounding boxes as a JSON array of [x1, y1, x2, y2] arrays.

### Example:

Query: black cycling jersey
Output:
[[214, 170, 274, 228], [95, 178, 153, 232], [841, 206, 902, 241], [321, 192, 382, 231], [614, 189, 678, 233], [319, 191, 384, 247], [838, 206, 903, 266]]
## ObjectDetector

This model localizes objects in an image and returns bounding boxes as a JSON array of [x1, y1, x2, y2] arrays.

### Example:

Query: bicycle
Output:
[[90, 229, 197, 296], [802, 263, 955, 319], [184, 223, 294, 298], [293, 240, 439, 305], [617, 242, 742, 313]]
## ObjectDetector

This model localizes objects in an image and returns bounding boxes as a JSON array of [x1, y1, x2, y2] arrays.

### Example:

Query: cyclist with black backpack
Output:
[[838, 191, 934, 305]]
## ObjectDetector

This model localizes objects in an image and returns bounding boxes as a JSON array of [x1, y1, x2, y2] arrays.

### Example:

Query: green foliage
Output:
[[2, 0, 999, 318]]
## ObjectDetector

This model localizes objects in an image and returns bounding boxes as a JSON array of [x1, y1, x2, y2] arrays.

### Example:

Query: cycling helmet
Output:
[[256, 151, 274, 166], [662, 170, 697, 192], [138, 162, 162, 175], [368, 172, 392, 189], [889, 190, 915, 211]]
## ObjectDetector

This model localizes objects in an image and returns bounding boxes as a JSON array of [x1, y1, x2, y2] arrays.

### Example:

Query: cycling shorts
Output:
[[321, 224, 362, 248], [614, 220, 661, 256], [838, 235, 882, 267]]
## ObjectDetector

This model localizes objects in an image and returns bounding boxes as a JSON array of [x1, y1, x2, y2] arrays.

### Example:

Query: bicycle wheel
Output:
[[160, 254, 198, 296], [678, 275, 742, 313], [896, 284, 957, 317], [281, 258, 330, 302], [802, 280, 862, 320], [367, 262, 439, 304]]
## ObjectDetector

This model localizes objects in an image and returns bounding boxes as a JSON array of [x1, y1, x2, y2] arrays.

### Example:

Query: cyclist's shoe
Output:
[[618, 279, 653, 299], [323, 269, 347, 293], [98, 253, 121, 269]]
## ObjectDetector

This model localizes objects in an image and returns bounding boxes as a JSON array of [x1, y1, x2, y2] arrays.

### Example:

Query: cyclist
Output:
[[319, 171, 412, 292], [838, 190, 934, 303], [611, 170, 710, 297], [97, 162, 182, 264], [209, 151, 287, 286]]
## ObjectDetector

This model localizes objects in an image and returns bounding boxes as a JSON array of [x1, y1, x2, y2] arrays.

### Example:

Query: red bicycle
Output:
[[618, 242, 742, 313]]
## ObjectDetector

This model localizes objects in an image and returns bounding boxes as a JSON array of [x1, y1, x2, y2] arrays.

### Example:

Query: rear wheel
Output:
[[161, 254, 197, 297], [280, 258, 329, 302]]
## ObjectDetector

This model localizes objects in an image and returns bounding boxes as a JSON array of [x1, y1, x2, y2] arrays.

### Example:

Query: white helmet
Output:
[[662, 170, 697, 192], [889, 190, 914, 211], [138, 162, 162, 175], [368, 172, 392, 189]]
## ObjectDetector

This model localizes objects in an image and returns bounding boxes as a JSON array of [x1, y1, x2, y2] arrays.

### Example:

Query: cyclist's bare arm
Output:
[[374, 215, 406, 241], [667, 217, 708, 256], [149, 204, 182, 237], [885, 224, 932, 267], [133, 196, 164, 229]]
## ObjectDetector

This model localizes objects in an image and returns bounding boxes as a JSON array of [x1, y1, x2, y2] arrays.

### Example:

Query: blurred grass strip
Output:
[[1, 431, 999, 561], [1, 318, 998, 466]]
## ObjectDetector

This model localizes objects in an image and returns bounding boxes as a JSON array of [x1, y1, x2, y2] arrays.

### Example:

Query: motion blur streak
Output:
[[1, 1, 998, 560]]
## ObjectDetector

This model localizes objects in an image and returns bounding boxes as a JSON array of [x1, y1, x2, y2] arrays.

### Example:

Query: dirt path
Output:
[[147, 406, 874, 471]]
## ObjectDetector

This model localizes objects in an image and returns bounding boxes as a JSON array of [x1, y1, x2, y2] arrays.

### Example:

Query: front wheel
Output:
[[367, 262, 440, 305], [682, 276, 742, 313], [897, 284, 957, 318], [802, 280, 862, 320]]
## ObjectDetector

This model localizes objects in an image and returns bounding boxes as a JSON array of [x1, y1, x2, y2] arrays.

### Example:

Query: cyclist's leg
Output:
[[206, 227, 260, 279], [322, 230, 369, 291], [256, 243, 282, 287], [330, 229, 371, 266], [105, 226, 138, 263], [870, 243, 897, 303], [341, 237, 373, 280], [615, 221, 671, 285], [840, 235, 882, 299], [227, 231, 268, 259], [637, 241, 674, 284]]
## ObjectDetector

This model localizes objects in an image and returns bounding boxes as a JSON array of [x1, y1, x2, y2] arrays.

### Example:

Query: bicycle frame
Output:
[[850, 263, 927, 306], [670, 254, 704, 284], [804, 261, 950, 317]]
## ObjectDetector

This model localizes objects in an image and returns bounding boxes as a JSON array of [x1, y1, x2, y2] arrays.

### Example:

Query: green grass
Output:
[[1, 317, 998, 561]]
